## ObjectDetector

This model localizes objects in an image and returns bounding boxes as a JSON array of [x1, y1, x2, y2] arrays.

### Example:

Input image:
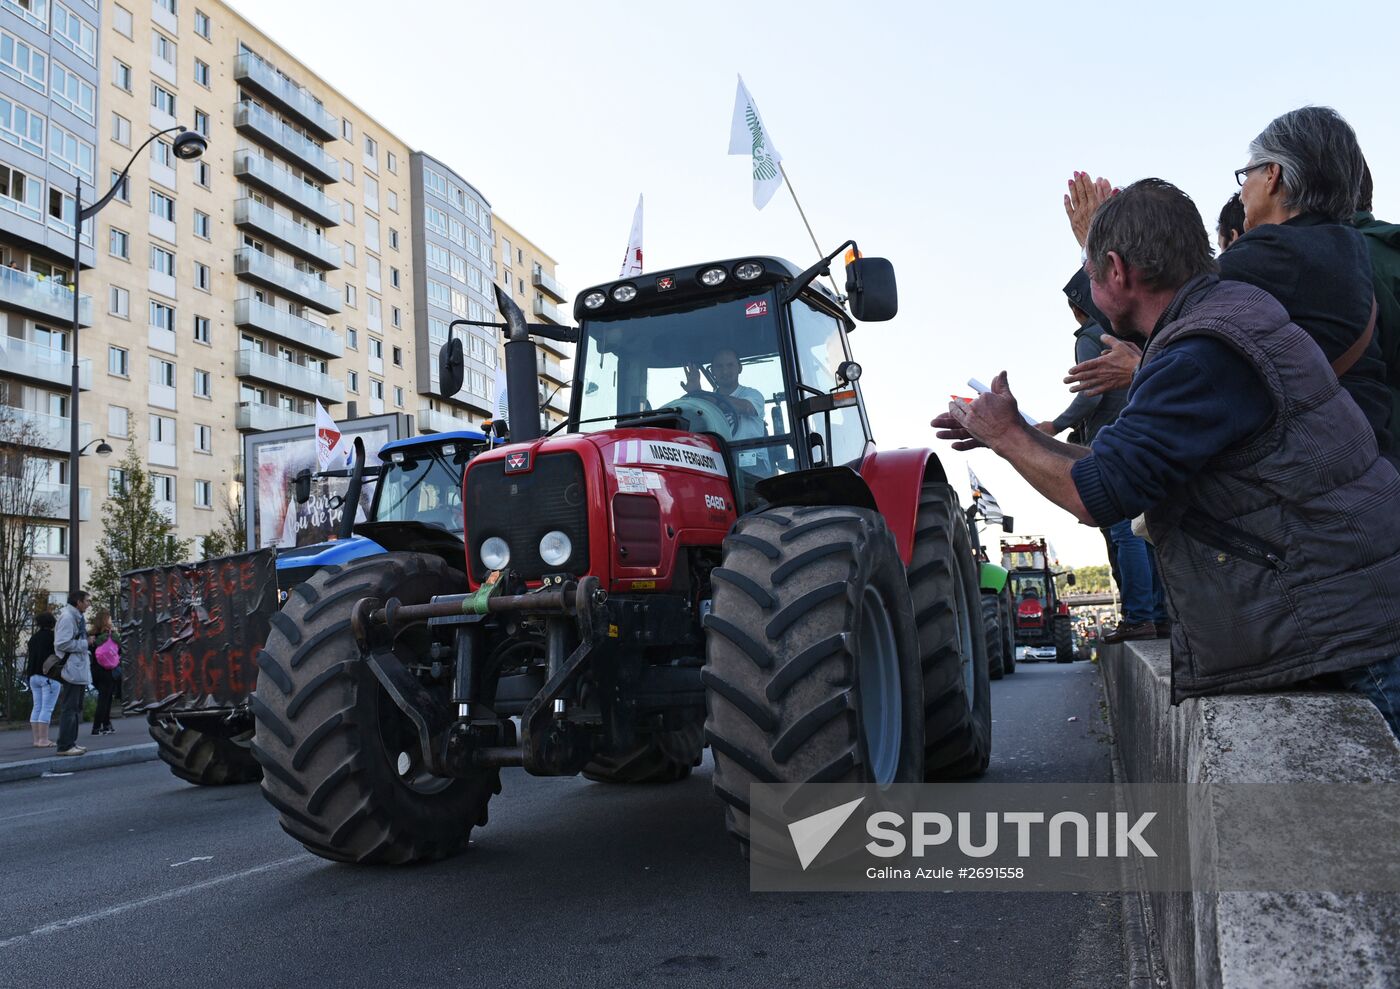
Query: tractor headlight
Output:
[[583, 291, 606, 309], [480, 536, 510, 571], [539, 530, 572, 567], [611, 284, 637, 302], [699, 266, 727, 286], [734, 261, 764, 280]]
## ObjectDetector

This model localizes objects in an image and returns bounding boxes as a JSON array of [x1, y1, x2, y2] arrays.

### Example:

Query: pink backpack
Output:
[[95, 637, 120, 670]]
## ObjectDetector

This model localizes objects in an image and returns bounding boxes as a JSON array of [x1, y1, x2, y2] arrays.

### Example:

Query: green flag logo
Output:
[[746, 103, 778, 182]]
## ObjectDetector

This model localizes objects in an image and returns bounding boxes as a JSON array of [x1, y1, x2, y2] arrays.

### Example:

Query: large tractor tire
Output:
[[998, 587, 1017, 675], [1054, 615, 1074, 663], [982, 593, 1005, 680], [583, 722, 704, 784], [147, 713, 262, 786], [251, 552, 498, 865], [703, 506, 925, 849], [912, 485, 992, 779]]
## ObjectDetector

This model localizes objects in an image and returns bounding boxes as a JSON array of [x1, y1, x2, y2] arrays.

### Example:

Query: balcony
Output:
[[0, 338, 91, 390], [533, 296, 571, 326], [149, 440, 177, 467], [237, 348, 345, 403], [8, 409, 91, 453], [234, 248, 341, 314], [233, 151, 341, 226], [539, 386, 569, 415], [532, 268, 567, 303], [234, 101, 339, 183], [536, 353, 566, 385], [234, 53, 339, 141], [234, 298, 343, 358], [148, 268, 177, 300], [236, 401, 314, 432], [235, 199, 341, 269], [0, 267, 92, 325], [147, 324, 177, 354], [416, 405, 475, 435], [22, 482, 91, 522]]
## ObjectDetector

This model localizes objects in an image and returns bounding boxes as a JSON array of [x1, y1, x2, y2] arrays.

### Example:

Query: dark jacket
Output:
[[1054, 269, 1129, 441], [1137, 276, 1400, 703], [1219, 214, 1392, 458], [1353, 210, 1400, 443], [25, 627, 56, 679]]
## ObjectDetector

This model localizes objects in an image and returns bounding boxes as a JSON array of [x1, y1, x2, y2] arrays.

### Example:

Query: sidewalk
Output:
[[0, 711, 157, 783]]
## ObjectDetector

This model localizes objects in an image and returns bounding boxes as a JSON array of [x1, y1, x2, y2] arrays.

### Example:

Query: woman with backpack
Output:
[[24, 612, 59, 748], [89, 610, 121, 736]]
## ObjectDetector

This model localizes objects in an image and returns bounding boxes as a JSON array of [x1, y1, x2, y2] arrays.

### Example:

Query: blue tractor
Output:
[[145, 429, 492, 786]]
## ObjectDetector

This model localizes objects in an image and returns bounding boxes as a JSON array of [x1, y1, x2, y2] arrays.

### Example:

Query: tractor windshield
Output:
[[372, 449, 466, 533], [575, 291, 795, 478]]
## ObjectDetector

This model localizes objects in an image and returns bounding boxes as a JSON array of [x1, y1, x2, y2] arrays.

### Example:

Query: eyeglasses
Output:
[[1235, 162, 1270, 186]]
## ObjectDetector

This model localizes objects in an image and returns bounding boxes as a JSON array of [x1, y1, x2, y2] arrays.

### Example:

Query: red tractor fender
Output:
[[858, 447, 947, 566]]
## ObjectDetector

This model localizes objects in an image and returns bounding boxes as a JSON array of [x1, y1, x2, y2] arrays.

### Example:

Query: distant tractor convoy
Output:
[[1001, 537, 1076, 664]]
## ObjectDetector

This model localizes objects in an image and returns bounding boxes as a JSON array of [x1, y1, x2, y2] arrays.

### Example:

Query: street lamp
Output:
[[68, 126, 206, 595]]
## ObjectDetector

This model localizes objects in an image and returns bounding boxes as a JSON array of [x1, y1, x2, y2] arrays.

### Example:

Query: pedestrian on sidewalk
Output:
[[53, 591, 93, 757], [934, 179, 1400, 737], [24, 612, 59, 748], [89, 609, 120, 736]]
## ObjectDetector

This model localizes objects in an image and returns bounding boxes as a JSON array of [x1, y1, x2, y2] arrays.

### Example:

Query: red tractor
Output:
[[1001, 537, 1075, 663], [251, 245, 991, 863]]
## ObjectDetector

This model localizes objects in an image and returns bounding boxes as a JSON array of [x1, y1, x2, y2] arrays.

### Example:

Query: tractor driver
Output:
[[680, 348, 767, 442]]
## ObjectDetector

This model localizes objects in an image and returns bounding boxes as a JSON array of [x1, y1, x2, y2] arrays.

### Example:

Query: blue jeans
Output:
[[1108, 519, 1167, 625], [1333, 654, 1400, 740]]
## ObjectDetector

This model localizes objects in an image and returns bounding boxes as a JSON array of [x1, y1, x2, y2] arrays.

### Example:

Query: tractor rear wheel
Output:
[[912, 485, 992, 779], [251, 552, 498, 865], [1054, 615, 1074, 663], [147, 713, 262, 786], [703, 506, 924, 850], [999, 587, 1017, 675], [982, 593, 1005, 680]]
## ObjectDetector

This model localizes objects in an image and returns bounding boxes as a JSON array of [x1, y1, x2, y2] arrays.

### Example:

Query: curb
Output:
[[0, 742, 158, 784]]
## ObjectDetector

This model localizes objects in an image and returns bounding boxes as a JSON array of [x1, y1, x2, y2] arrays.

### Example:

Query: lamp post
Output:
[[68, 126, 207, 596]]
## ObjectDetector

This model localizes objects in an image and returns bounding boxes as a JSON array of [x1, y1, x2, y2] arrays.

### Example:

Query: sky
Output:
[[233, 0, 1400, 565]]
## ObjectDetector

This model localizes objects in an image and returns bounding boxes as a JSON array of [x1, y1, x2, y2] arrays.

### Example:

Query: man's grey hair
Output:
[[1247, 106, 1364, 222], [1085, 179, 1218, 291]]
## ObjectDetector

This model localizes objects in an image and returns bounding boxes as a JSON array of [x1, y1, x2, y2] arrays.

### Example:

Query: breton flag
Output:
[[315, 401, 343, 471], [619, 194, 643, 277], [968, 466, 1004, 522], [728, 75, 784, 209]]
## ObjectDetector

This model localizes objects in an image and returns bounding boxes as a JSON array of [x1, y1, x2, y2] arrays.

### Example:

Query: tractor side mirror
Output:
[[439, 337, 465, 398], [845, 257, 898, 322], [293, 469, 312, 505], [1066, 572, 1077, 587], [1001, 515, 1015, 533]]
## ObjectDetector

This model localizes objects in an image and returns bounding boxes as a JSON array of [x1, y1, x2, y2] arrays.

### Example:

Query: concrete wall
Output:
[[1100, 640, 1400, 989]]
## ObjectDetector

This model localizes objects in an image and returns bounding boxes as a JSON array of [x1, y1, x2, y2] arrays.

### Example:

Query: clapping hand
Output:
[[1064, 171, 1115, 248], [1064, 335, 1141, 396], [932, 371, 1023, 452]]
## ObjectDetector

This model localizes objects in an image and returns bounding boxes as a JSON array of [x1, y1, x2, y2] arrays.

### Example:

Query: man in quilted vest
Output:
[[934, 179, 1400, 736]]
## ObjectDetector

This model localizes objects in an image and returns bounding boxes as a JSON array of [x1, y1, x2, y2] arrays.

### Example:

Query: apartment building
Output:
[[490, 214, 570, 433]]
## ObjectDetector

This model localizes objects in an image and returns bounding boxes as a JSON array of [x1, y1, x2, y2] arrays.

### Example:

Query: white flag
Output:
[[968, 466, 1003, 522], [728, 75, 784, 210], [314, 401, 342, 472], [620, 194, 643, 277], [493, 366, 509, 422]]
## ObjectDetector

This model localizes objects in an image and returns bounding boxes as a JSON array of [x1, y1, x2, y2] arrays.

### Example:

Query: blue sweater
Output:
[[1071, 336, 1273, 526]]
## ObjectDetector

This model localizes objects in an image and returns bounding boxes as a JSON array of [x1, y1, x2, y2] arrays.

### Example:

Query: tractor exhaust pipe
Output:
[[494, 284, 542, 443]]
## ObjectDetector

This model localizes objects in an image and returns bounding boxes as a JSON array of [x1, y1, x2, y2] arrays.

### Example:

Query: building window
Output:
[[149, 300, 175, 331], [391, 306, 401, 328], [393, 386, 404, 407], [153, 360, 176, 389], [390, 266, 400, 289], [195, 423, 211, 452], [50, 122, 94, 184], [108, 227, 129, 259], [110, 112, 130, 147], [0, 96, 44, 156], [113, 5, 133, 37], [149, 189, 175, 221], [346, 327, 357, 350], [151, 473, 175, 504], [152, 30, 176, 66], [346, 369, 358, 392], [149, 246, 175, 277], [193, 314, 210, 344], [370, 379, 384, 400], [386, 151, 397, 173], [0, 30, 47, 94], [389, 228, 399, 251], [363, 135, 377, 171], [193, 108, 209, 137], [193, 209, 210, 239], [194, 261, 210, 291], [194, 57, 210, 87], [194, 9, 211, 39], [343, 200, 354, 224], [387, 189, 398, 213], [108, 345, 129, 376], [344, 242, 355, 267], [391, 345, 402, 367], [108, 169, 129, 203], [113, 58, 132, 92], [345, 283, 356, 307], [341, 118, 352, 141], [107, 468, 127, 497], [193, 368, 210, 398], [151, 82, 176, 117], [52, 3, 97, 65], [108, 287, 129, 319], [195, 161, 210, 188], [30, 525, 67, 557], [341, 158, 354, 184], [109, 406, 130, 438], [52, 61, 95, 123]]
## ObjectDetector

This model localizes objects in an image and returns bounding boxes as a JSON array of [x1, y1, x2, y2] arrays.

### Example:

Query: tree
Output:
[[0, 406, 57, 721], [88, 440, 191, 613], [200, 483, 247, 559], [1065, 564, 1114, 595]]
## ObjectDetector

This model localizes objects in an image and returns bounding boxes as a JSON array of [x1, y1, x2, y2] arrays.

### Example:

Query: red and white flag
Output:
[[315, 401, 343, 472], [619, 194, 643, 277]]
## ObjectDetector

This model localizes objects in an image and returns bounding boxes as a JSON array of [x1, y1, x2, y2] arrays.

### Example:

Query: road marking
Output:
[[0, 854, 311, 950], [0, 809, 60, 824], [170, 856, 214, 868]]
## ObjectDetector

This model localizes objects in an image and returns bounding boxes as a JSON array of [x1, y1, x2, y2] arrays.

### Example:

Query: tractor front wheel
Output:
[[1054, 615, 1074, 663], [998, 587, 1017, 675], [147, 713, 262, 786], [982, 593, 1005, 681]]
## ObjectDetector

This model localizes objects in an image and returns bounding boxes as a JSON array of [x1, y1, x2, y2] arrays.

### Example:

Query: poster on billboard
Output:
[[242, 412, 409, 550]]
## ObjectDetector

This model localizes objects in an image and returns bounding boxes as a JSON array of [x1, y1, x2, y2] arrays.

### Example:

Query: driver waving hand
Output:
[[682, 348, 766, 440]]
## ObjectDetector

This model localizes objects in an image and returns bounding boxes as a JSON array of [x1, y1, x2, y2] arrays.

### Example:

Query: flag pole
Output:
[[779, 163, 843, 301]]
